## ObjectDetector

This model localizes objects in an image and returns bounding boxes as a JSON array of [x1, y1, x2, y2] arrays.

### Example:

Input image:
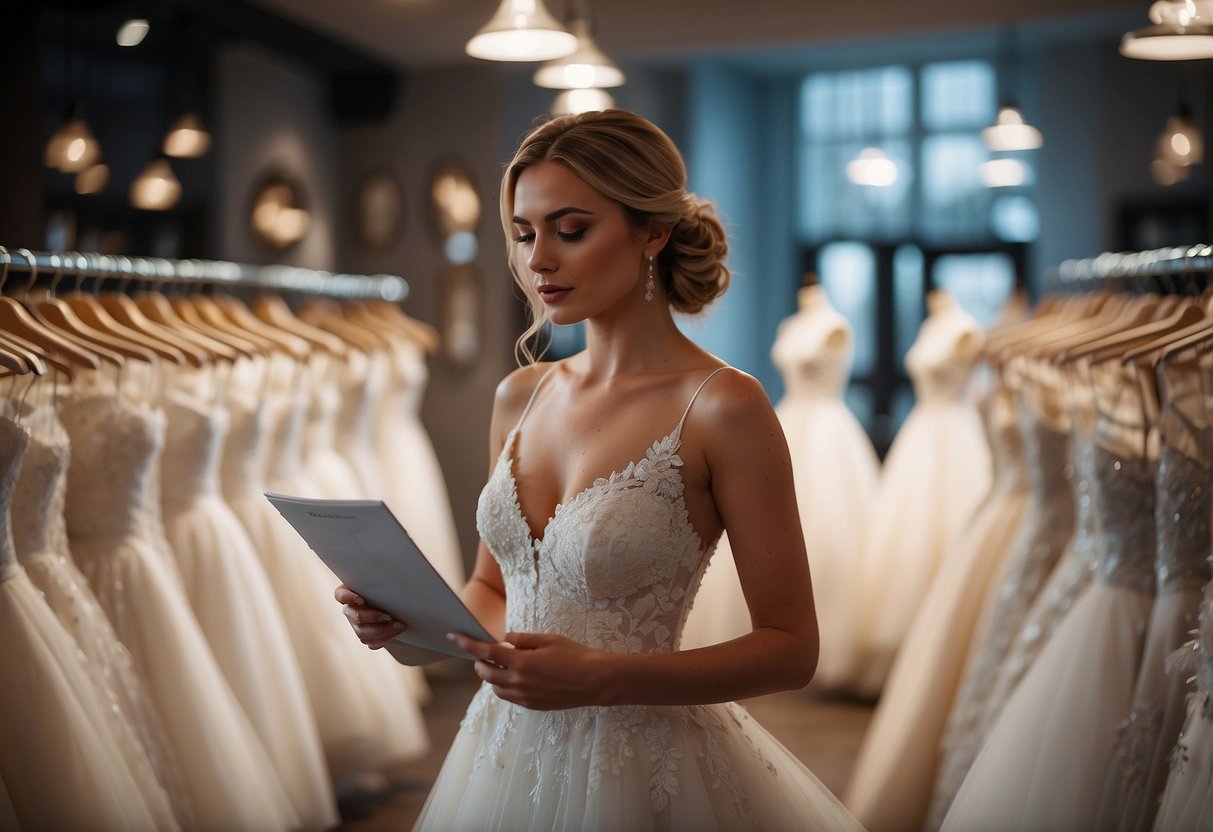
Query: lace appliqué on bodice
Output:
[[467, 369, 781, 817]]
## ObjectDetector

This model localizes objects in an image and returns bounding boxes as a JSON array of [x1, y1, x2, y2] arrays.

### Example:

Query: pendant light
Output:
[[847, 148, 898, 187], [533, 12, 624, 89], [163, 113, 212, 158], [130, 156, 182, 211], [1157, 106, 1204, 166], [466, 0, 578, 62], [75, 161, 110, 195], [982, 106, 1043, 152], [45, 106, 103, 173], [980, 158, 1029, 188], [1121, 0, 1213, 60], [551, 87, 615, 115]]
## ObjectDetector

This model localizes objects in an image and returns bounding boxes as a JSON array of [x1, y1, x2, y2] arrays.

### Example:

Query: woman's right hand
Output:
[[334, 584, 406, 650]]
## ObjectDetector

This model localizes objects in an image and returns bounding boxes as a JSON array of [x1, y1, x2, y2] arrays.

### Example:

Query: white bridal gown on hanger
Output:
[[853, 291, 991, 696], [845, 381, 1031, 832], [413, 367, 864, 832], [940, 361, 1157, 832], [0, 413, 170, 831], [61, 392, 298, 832], [681, 286, 878, 689]]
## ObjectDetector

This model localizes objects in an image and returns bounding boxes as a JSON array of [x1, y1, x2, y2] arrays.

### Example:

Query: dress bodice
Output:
[[1020, 400, 1076, 542], [1092, 439, 1157, 595], [0, 417, 29, 574], [160, 395, 226, 509], [61, 397, 165, 541], [983, 387, 1029, 494], [476, 370, 726, 655], [771, 313, 853, 400], [1068, 431, 1103, 578], [904, 324, 979, 405], [221, 394, 270, 500], [11, 407, 70, 564], [393, 340, 428, 418]]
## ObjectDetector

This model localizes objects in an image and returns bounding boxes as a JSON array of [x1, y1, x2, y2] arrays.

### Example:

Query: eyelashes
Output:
[[512, 228, 587, 244]]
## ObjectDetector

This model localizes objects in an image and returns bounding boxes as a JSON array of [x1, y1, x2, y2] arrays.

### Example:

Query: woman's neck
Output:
[[580, 302, 694, 380]]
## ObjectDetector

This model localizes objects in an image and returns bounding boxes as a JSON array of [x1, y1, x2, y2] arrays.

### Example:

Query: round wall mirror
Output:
[[427, 161, 481, 243]]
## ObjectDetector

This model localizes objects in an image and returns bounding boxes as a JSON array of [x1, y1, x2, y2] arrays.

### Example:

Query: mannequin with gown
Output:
[[940, 357, 1158, 831], [845, 379, 1032, 831], [680, 283, 878, 691], [61, 385, 299, 832], [854, 289, 991, 696], [0, 410, 175, 830]]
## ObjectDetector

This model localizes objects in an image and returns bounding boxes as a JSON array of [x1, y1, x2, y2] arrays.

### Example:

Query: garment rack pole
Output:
[[0, 247, 409, 302], [1047, 242, 1213, 291]]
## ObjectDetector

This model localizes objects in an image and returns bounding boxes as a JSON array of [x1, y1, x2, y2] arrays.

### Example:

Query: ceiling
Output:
[[246, 0, 1146, 71]]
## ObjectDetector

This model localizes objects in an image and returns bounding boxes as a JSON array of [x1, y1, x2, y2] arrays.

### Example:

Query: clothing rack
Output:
[[1048, 243, 1213, 292], [0, 247, 409, 302]]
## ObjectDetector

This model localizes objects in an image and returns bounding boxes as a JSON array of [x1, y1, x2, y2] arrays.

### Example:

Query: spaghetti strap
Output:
[[674, 366, 732, 436], [515, 364, 561, 429]]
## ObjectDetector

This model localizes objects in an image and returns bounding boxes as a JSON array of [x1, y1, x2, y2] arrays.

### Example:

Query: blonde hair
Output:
[[500, 109, 730, 364]]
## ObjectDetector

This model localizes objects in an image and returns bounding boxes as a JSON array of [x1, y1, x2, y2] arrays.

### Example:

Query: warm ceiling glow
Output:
[[45, 116, 102, 173], [117, 19, 150, 47], [163, 113, 212, 158], [75, 162, 110, 195], [1158, 114, 1204, 166], [130, 157, 182, 211], [533, 19, 625, 89], [551, 87, 615, 115], [466, 0, 578, 61]]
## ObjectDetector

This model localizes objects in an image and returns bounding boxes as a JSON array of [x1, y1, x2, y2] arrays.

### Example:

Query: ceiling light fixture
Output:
[[130, 156, 182, 211], [847, 148, 899, 187], [551, 87, 616, 115], [75, 161, 110, 196], [45, 107, 102, 173], [1157, 107, 1205, 166], [466, 0, 578, 62], [533, 17, 624, 89], [1121, 0, 1213, 60], [980, 158, 1029, 188], [163, 113, 212, 158], [982, 105, 1043, 152], [117, 19, 150, 47]]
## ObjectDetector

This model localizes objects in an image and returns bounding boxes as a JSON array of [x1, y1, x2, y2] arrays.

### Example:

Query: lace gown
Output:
[[12, 403, 189, 830], [61, 394, 299, 832], [0, 413, 170, 831], [158, 389, 337, 830], [414, 368, 863, 832], [940, 365, 1157, 832], [845, 382, 1031, 832], [854, 314, 991, 696], [1096, 358, 1212, 832]]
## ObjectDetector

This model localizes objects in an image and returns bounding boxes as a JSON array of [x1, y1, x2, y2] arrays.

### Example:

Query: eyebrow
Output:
[[511, 207, 595, 225]]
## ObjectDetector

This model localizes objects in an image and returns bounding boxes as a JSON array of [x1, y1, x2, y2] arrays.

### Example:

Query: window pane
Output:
[[894, 244, 924, 364], [990, 193, 1040, 242], [802, 140, 913, 242], [818, 241, 876, 377], [921, 60, 996, 131], [920, 133, 989, 241], [934, 252, 1015, 327], [800, 66, 913, 141]]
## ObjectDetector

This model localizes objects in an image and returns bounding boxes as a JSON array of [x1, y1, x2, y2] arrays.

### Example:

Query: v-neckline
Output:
[[500, 424, 681, 547]]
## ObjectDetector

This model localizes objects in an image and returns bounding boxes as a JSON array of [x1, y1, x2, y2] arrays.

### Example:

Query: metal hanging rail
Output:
[[0, 247, 409, 302], [1049, 243, 1213, 290]]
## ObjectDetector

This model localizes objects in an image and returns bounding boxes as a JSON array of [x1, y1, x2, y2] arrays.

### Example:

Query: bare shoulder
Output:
[[491, 361, 560, 433], [686, 366, 774, 432]]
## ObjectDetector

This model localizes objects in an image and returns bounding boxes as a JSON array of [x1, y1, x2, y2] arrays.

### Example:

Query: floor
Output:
[[337, 666, 875, 830]]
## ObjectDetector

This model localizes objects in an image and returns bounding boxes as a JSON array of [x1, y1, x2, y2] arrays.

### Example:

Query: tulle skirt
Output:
[[844, 481, 1030, 832], [1153, 700, 1213, 831], [415, 685, 864, 832], [940, 581, 1152, 831]]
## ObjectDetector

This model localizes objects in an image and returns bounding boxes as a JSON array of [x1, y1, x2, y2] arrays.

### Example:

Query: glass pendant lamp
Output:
[[1121, 0, 1213, 60], [466, 0, 577, 62], [533, 17, 624, 89]]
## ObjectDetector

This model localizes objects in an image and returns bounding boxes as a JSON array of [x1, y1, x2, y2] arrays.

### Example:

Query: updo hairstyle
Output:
[[500, 109, 730, 364]]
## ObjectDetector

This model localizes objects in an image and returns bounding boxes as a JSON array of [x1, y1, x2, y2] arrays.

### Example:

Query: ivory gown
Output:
[[414, 367, 864, 832], [854, 295, 991, 696], [940, 363, 1157, 832], [61, 393, 298, 832], [844, 382, 1031, 831]]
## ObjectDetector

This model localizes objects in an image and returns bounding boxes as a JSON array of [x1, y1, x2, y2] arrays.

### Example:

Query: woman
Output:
[[336, 109, 863, 831]]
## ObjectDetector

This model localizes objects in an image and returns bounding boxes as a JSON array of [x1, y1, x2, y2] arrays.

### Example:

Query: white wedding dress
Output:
[[854, 296, 991, 696], [61, 393, 299, 832], [414, 367, 863, 832], [940, 364, 1157, 832], [845, 382, 1031, 832], [158, 387, 337, 830], [1096, 358, 1211, 832]]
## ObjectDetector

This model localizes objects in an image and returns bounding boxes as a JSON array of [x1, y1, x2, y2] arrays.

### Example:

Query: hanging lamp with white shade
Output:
[[466, 0, 578, 62], [551, 87, 615, 115], [163, 112, 212, 158], [130, 155, 182, 211], [533, 16, 624, 89], [1121, 0, 1213, 60], [982, 105, 1043, 152], [1157, 106, 1204, 166], [45, 107, 103, 173]]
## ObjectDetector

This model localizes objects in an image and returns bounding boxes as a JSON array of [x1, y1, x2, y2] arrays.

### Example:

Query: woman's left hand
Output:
[[447, 631, 610, 710]]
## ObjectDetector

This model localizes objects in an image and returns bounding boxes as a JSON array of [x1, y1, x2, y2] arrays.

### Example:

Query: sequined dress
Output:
[[940, 365, 1158, 831], [413, 368, 864, 832], [845, 382, 1031, 832], [61, 394, 299, 832]]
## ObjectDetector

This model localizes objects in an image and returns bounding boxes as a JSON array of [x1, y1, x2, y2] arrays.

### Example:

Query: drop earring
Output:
[[645, 255, 655, 302]]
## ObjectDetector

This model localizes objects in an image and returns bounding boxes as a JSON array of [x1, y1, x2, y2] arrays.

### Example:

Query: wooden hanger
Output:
[[212, 294, 311, 359], [135, 288, 247, 362], [171, 294, 272, 357], [0, 332, 40, 375], [360, 299, 441, 353], [0, 249, 101, 377], [101, 287, 209, 368], [1043, 294, 1161, 363], [298, 298, 390, 353], [1084, 300, 1206, 365], [250, 294, 346, 356]]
